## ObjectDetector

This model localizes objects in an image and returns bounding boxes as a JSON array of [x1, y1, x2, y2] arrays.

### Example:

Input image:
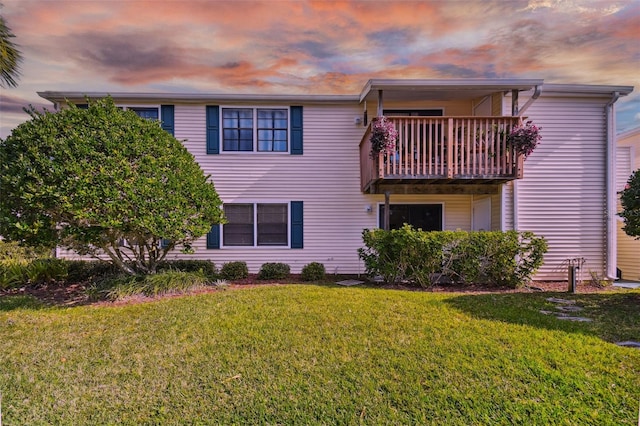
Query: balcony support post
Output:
[[446, 118, 454, 178], [377, 90, 384, 117], [383, 191, 390, 231], [511, 89, 519, 116]]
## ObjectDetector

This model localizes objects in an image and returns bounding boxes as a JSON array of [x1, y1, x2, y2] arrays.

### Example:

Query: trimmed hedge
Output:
[[301, 262, 326, 281], [257, 262, 290, 280], [220, 261, 249, 280], [358, 226, 547, 288]]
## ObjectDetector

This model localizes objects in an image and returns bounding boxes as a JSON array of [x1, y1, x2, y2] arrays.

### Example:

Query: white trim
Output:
[[220, 201, 291, 249], [375, 202, 446, 231], [606, 93, 620, 280]]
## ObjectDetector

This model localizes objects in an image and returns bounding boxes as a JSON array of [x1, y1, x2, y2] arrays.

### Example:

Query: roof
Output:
[[38, 79, 634, 106], [537, 84, 634, 97], [37, 91, 360, 105]]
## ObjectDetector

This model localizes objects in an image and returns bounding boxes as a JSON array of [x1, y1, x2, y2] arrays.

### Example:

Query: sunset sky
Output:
[[1, 0, 639, 138]]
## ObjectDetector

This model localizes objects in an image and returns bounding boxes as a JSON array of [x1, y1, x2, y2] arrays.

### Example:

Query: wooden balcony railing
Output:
[[360, 116, 524, 192]]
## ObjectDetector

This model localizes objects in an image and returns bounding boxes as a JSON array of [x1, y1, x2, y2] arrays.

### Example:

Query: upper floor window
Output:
[[129, 107, 159, 120], [222, 107, 288, 152]]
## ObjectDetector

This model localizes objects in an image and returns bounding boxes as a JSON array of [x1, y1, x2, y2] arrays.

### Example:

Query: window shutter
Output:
[[161, 105, 175, 136], [206, 225, 220, 249], [290, 106, 303, 155], [206, 106, 220, 154], [160, 239, 170, 248], [290, 201, 303, 249]]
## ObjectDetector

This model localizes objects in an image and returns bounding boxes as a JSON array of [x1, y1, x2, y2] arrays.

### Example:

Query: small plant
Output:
[[369, 116, 398, 158], [158, 260, 217, 280], [301, 262, 326, 281], [94, 270, 211, 301], [507, 120, 541, 159], [220, 261, 249, 280], [213, 279, 229, 288], [588, 270, 610, 288], [258, 262, 290, 280]]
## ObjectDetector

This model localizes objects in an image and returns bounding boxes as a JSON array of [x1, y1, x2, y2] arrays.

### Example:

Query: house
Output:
[[38, 79, 634, 281], [616, 126, 640, 281]]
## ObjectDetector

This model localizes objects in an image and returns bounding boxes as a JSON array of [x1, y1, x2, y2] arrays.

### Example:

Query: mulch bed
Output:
[[0, 275, 623, 308]]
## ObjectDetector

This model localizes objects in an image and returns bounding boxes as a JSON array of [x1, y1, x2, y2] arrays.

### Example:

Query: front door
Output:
[[472, 197, 492, 231]]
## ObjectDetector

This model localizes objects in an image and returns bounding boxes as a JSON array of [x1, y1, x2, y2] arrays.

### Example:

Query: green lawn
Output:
[[1, 285, 638, 424]]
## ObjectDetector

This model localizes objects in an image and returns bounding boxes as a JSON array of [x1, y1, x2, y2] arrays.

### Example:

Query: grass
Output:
[[0, 284, 638, 424]]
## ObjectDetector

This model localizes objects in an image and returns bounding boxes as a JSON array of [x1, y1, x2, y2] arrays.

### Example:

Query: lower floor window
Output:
[[223, 203, 288, 246], [379, 204, 443, 231]]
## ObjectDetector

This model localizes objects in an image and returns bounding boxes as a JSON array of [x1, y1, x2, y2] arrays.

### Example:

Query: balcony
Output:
[[360, 116, 524, 193]]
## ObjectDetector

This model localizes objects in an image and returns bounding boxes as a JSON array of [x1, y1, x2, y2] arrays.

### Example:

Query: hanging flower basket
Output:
[[369, 116, 398, 158], [507, 120, 542, 159]]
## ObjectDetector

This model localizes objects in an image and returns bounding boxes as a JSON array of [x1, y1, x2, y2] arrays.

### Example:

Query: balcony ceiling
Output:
[[359, 79, 544, 103]]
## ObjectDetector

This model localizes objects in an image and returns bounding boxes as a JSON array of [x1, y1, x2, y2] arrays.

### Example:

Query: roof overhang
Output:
[[37, 91, 360, 106], [534, 84, 634, 98], [359, 79, 545, 103]]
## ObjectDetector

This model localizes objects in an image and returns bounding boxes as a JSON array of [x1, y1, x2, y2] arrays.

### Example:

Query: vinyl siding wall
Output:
[[506, 93, 609, 280], [616, 129, 640, 280]]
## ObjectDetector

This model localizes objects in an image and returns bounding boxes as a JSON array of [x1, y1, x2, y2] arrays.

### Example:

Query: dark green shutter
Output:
[[206, 106, 220, 154], [290, 106, 303, 155], [290, 201, 303, 249], [161, 105, 175, 135], [160, 239, 170, 248], [206, 225, 220, 249]]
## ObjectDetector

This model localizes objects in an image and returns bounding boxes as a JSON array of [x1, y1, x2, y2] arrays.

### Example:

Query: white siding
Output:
[[514, 95, 609, 280]]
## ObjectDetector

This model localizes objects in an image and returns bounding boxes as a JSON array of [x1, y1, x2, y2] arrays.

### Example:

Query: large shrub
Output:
[[359, 226, 547, 288], [0, 97, 224, 275]]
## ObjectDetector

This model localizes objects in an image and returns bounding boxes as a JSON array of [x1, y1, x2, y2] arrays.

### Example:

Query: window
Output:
[[223, 204, 254, 246], [223, 203, 288, 246], [222, 107, 288, 152], [129, 107, 159, 120], [223, 108, 253, 151], [379, 204, 443, 231], [257, 109, 288, 152]]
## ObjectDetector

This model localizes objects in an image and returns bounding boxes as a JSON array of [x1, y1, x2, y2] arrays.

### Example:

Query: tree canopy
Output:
[[620, 170, 640, 239], [0, 98, 224, 274]]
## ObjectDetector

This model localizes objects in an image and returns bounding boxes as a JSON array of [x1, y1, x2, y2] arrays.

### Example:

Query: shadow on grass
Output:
[[0, 294, 46, 312], [443, 290, 640, 343]]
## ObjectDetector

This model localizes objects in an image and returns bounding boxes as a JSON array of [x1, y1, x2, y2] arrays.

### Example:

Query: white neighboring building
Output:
[[39, 78, 634, 280], [616, 126, 640, 281]]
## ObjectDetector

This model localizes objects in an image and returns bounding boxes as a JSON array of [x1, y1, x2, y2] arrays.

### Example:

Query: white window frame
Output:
[[221, 201, 291, 248], [376, 202, 446, 231], [220, 106, 291, 154]]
